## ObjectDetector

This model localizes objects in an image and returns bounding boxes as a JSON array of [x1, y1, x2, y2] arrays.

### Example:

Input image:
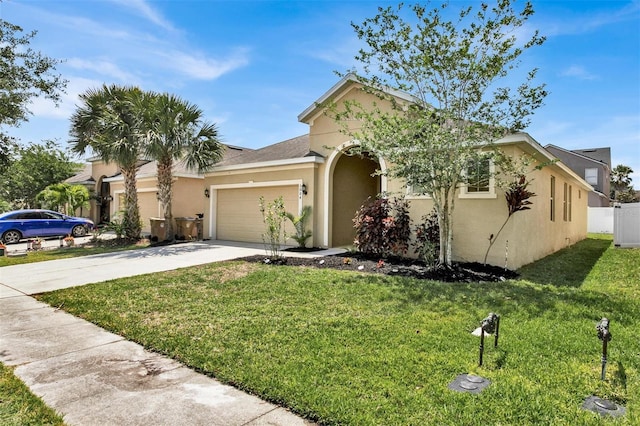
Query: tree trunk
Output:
[[157, 158, 174, 241], [121, 166, 141, 240], [435, 185, 456, 266]]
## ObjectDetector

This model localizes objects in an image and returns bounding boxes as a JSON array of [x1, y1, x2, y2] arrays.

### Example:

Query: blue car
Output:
[[0, 209, 94, 244]]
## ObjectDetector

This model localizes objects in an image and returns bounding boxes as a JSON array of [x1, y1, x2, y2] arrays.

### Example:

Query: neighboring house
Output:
[[67, 145, 250, 232], [544, 145, 611, 207], [68, 75, 592, 268]]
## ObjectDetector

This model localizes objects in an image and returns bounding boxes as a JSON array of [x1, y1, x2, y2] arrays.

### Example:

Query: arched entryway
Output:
[[330, 148, 381, 247]]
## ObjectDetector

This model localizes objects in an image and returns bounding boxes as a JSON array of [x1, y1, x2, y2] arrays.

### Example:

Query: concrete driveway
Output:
[[0, 240, 334, 425], [1, 240, 267, 296]]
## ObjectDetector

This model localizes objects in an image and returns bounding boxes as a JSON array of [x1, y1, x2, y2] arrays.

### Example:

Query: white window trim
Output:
[[459, 159, 497, 199]]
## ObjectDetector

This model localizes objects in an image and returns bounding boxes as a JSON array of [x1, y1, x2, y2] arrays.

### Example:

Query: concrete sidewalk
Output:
[[0, 241, 338, 425]]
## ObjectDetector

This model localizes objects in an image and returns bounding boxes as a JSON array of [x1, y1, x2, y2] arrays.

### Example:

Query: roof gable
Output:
[[297, 73, 419, 125]]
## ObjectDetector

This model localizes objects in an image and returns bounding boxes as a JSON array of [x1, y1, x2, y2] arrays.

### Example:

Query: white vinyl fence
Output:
[[614, 203, 640, 248], [588, 207, 614, 234]]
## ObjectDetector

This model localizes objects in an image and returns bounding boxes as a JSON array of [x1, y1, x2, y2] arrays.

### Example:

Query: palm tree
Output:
[[35, 183, 89, 215], [143, 93, 224, 241], [36, 183, 68, 212], [610, 164, 634, 202], [70, 85, 146, 240], [67, 184, 90, 216]]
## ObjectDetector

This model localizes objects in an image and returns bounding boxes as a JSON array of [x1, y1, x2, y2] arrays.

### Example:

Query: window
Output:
[[460, 157, 495, 198], [467, 157, 490, 193], [550, 176, 556, 222], [407, 183, 431, 198], [42, 211, 63, 220], [568, 185, 572, 222], [585, 168, 598, 185], [563, 182, 568, 221]]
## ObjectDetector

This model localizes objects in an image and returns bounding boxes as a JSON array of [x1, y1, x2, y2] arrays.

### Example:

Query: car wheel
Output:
[[2, 229, 22, 244], [71, 225, 88, 237]]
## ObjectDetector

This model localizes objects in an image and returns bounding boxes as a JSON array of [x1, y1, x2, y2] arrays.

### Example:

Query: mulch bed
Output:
[[240, 251, 518, 283]]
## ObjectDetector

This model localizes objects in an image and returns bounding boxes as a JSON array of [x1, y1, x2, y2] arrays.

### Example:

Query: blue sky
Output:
[[2, 0, 639, 182]]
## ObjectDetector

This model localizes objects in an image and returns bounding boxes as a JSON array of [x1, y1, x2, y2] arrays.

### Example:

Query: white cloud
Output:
[[51, 14, 132, 40], [108, 0, 176, 32], [66, 58, 138, 83], [158, 48, 251, 80], [29, 76, 106, 120], [560, 65, 598, 81], [541, 2, 640, 37]]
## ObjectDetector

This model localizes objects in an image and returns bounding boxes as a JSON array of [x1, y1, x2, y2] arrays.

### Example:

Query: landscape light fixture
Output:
[[581, 317, 626, 418], [478, 312, 500, 367], [448, 312, 500, 394], [596, 317, 611, 380]]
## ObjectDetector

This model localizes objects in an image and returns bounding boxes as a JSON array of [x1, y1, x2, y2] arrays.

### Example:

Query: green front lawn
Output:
[[0, 240, 149, 267], [36, 236, 639, 425]]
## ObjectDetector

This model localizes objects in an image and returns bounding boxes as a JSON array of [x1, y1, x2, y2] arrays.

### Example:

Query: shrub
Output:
[[414, 209, 440, 266], [285, 205, 313, 248], [259, 196, 288, 258], [353, 197, 411, 257], [104, 213, 126, 239]]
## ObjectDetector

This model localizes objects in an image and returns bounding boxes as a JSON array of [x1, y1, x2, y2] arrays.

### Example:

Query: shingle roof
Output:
[[96, 144, 254, 181], [216, 134, 313, 167], [64, 164, 95, 185]]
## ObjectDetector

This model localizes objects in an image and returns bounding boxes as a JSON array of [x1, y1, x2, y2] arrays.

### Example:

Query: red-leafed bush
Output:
[[353, 197, 411, 257]]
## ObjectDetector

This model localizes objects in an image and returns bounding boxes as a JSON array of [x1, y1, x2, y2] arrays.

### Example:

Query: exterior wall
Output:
[[401, 145, 589, 268]]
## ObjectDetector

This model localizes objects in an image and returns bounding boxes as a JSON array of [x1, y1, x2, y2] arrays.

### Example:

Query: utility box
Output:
[[614, 203, 640, 248], [149, 217, 167, 242]]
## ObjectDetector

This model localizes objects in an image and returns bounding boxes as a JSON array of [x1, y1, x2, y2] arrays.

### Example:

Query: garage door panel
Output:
[[217, 186, 298, 243]]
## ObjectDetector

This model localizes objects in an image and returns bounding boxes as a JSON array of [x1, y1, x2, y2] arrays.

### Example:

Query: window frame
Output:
[[584, 167, 598, 185], [406, 183, 432, 199], [550, 175, 556, 222], [459, 157, 496, 199]]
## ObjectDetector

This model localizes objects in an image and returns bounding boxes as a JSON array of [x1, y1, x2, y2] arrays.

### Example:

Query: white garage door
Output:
[[216, 186, 298, 243]]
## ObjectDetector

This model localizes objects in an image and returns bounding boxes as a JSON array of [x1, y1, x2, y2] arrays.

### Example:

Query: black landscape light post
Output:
[[596, 317, 612, 381], [581, 317, 625, 417], [479, 312, 500, 367]]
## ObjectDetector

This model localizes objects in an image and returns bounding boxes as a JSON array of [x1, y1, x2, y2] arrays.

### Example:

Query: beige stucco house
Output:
[[70, 75, 592, 268]]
